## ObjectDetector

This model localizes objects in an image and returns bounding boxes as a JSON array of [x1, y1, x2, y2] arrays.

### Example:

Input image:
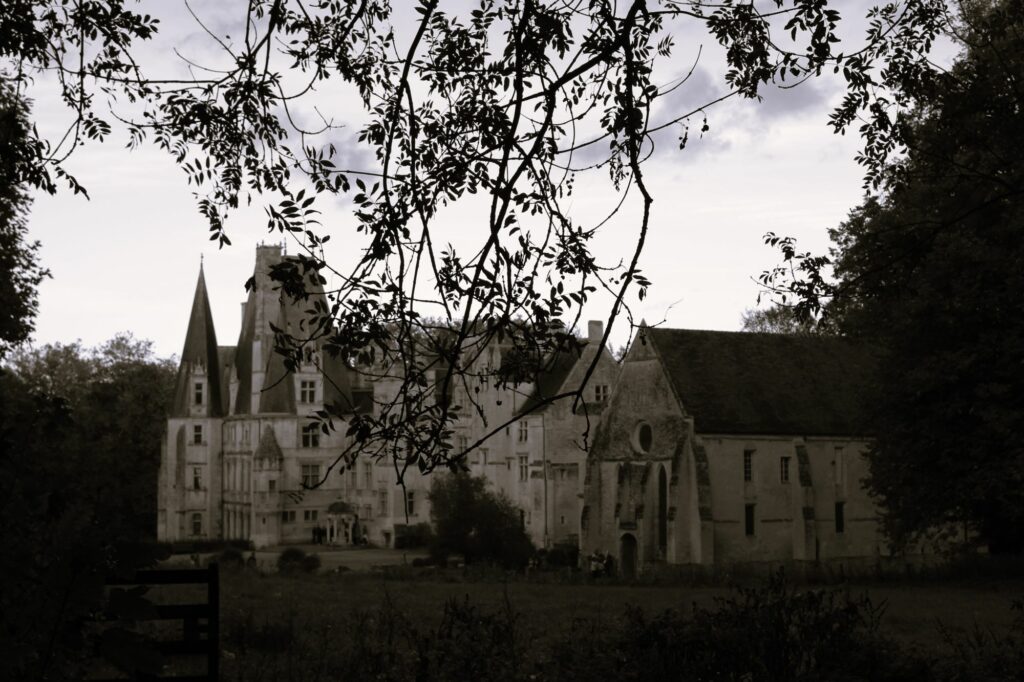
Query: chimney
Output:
[[588, 320, 604, 343]]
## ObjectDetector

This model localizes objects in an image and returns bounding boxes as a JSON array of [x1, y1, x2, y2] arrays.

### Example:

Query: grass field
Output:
[[219, 570, 1023, 653], [114, 566, 1024, 681]]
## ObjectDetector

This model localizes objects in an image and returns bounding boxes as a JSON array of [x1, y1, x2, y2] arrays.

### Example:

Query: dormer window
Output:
[[300, 380, 317, 404], [193, 381, 204, 406]]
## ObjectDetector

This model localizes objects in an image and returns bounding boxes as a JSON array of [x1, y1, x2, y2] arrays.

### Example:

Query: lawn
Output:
[[218, 569, 1024, 664], [222, 570, 1022, 644]]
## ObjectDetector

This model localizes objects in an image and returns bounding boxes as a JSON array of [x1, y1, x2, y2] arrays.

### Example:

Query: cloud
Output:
[[755, 78, 834, 121], [654, 65, 723, 122]]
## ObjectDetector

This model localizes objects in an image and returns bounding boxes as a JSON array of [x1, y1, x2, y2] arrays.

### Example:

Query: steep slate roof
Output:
[[518, 339, 588, 415], [232, 289, 257, 415], [647, 328, 877, 437], [217, 346, 236, 415], [171, 266, 224, 417], [258, 298, 296, 413], [231, 251, 353, 416]]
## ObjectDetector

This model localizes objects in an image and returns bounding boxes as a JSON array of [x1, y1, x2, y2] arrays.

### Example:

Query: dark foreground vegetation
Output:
[[215, 568, 1024, 682]]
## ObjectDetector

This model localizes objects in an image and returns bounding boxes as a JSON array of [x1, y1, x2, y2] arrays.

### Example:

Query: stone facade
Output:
[[157, 246, 618, 549], [581, 326, 890, 576]]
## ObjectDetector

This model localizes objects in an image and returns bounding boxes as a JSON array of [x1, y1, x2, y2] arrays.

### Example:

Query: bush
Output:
[[277, 548, 308, 573], [394, 522, 434, 549], [545, 543, 579, 569], [428, 473, 535, 569], [545, 570, 929, 681], [301, 553, 322, 573]]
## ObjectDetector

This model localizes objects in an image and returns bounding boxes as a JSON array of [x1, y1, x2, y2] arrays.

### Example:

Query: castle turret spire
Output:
[[171, 263, 224, 416]]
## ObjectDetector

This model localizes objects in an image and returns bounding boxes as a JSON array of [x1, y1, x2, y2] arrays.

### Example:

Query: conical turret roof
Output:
[[171, 264, 225, 417]]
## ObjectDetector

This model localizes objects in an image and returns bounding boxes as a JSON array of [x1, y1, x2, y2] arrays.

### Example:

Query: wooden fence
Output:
[[92, 563, 219, 682]]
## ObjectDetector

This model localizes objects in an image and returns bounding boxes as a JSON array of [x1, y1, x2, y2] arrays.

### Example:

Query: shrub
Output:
[[545, 570, 929, 681], [394, 522, 434, 549], [428, 472, 535, 569], [301, 553, 321, 573], [276, 548, 307, 573], [545, 543, 579, 569]]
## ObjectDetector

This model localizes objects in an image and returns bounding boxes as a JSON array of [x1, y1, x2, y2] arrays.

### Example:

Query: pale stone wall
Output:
[[581, 334, 683, 566], [159, 414, 222, 542], [539, 336, 620, 547], [160, 251, 623, 554], [696, 435, 879, 564], [581, 329, 886, 573]]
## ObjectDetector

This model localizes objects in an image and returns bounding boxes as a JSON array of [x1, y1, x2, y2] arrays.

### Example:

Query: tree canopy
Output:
[[740, 305, 819, 334], [428, 472, 535, 568], [2, 1, 951, 478], [0, 80, 48, 357], [0, 334, 176, 677]]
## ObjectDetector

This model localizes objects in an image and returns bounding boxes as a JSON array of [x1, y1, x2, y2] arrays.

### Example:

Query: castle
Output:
[[159, 245, 903, 573], [157, 244, 619, 549]]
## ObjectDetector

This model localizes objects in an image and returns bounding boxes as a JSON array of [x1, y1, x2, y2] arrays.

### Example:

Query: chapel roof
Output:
[[646, 327, 877, 437], [517, 339, 589, 415]]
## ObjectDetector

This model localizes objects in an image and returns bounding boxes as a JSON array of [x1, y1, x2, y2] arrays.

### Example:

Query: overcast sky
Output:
[[22, 1, 956, 359]]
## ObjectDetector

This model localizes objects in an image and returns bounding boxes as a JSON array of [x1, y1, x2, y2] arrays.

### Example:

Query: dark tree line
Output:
[[0, 335, 176, 678], [763, 0, 1024, 553]]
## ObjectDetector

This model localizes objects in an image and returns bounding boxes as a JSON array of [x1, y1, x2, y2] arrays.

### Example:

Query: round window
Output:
[[633, 422, 653, 454]]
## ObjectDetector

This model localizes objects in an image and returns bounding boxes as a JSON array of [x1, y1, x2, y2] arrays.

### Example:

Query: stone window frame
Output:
[[301, 423, 320, 448], [299, 379, 318, 404], [632, 421, 653, 454], [301, 463, 321, 488], [517, 420, 529, 443]]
